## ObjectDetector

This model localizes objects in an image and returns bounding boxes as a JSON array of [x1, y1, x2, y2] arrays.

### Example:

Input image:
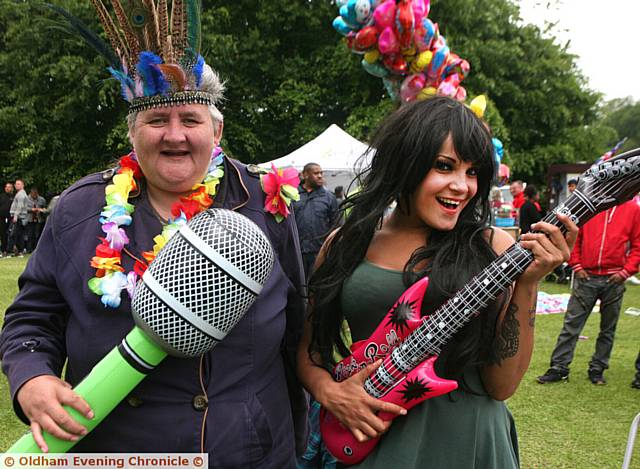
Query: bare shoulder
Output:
[[484, 227, 516, 256]]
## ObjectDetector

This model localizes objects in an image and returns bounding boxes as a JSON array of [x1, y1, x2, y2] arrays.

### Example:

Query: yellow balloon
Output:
[[415, 50, 433, 69], [402, 45, 417, 57], [417, 87, 437, 100], [469, 95, 487, 118], [364, 50, 380, 63]]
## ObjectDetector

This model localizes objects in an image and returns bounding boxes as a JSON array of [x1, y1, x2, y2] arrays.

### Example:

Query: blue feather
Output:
[[136, 52, 171, 96], [193, 55, 205, 88], [108, 67, 136, 102]]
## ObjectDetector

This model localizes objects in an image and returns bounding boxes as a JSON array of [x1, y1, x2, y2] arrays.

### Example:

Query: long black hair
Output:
[[309, 96, 505, 379]]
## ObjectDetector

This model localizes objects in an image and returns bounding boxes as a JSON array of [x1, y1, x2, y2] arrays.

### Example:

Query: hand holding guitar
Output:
[[316, 360, 407, 443], [518, 213, 579, 285]]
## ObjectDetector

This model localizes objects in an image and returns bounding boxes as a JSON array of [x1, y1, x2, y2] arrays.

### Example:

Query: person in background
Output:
[[0, 182, 14, 257], [25, 187, 46, 253], [519, 185, 543, 234], [292, 163, 339, 279], [490, 187, 503, 209], [8, 179, 28, 257], [509, 180, 525, 209], [334, 186, 345, 205], [567, 178, 578, 194], [537, 199, 640, 385], [632, 352, 640, 389], [298, 97, 576, 468]]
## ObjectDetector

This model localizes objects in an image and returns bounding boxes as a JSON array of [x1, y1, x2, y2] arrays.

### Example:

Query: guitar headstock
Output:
[[573, 147, 640, 217]]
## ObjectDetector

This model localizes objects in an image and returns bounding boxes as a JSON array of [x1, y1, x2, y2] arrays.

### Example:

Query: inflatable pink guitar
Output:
[[320, 147, 640, 465]]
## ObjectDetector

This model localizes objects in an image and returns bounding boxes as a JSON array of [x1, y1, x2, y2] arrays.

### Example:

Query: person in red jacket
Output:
[[537, 199, 640, 385], [510, 180, 525, 209]]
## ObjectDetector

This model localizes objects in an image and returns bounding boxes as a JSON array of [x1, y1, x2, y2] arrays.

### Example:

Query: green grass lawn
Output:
[[0, 257, 639, 467]]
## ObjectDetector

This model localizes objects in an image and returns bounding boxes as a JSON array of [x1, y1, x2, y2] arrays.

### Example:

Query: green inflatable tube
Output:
[[6, 326, 167, 453]]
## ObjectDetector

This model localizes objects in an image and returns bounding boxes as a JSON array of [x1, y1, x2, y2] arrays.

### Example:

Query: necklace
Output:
[[88, 148, 225, 308]]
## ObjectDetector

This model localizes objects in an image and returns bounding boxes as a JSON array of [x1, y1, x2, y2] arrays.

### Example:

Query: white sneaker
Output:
[[626, 276, 640, 285]]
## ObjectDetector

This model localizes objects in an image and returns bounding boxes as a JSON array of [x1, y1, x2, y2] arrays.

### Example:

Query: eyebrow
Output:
[[144, 111, 204, 120], [436, 153, 460, 162]]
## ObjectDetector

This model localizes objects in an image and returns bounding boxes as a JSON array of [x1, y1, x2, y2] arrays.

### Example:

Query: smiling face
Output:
[[408, 135, 478, 232], [130, 104, 221, 198]]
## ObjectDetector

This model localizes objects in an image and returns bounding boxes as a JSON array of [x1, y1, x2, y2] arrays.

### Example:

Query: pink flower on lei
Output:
[[261, 164, 300, 223]]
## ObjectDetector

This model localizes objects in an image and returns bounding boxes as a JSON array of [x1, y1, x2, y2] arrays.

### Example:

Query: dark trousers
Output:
[[635, 351, 640, 381], [7, 220, 26, 254], [26, 221, 42, 252], [0, 216, 8, 253], [550, 275, 625, 374]]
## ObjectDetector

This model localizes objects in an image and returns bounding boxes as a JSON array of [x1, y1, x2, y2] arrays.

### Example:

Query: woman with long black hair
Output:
[[297, 96, 577, 468]]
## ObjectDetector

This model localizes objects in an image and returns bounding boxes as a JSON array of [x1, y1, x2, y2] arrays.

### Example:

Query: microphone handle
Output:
[[7, 326, 167, 453]]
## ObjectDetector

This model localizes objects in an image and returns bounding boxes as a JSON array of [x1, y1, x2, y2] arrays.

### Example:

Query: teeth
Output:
[[438, 197, 460, 206]]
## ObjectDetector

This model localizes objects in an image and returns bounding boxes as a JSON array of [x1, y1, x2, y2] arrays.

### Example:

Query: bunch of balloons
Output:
[[333, 0, 469, 102]]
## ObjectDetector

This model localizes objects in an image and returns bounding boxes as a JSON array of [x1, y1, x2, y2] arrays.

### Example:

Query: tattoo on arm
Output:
[[494, 303, 520, 360], [528, 306, 536, 327]]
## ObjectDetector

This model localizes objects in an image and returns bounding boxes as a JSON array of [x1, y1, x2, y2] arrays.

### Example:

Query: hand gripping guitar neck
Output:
[[320, 147, 640, 465], [8, 209, 274, 453]]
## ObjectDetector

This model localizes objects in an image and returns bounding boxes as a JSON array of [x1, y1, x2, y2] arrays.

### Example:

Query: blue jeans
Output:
[[550, 275, 625, 374]]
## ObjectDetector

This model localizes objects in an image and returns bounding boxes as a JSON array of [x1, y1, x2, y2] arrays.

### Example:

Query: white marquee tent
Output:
[[259, 124, 373, 192]]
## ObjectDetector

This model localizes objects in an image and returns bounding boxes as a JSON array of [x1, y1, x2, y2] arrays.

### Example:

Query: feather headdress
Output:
[[52, 0, 222, 113]]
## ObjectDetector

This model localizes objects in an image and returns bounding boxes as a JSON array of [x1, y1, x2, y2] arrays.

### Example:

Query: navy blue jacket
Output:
[[291, 186, 338, 254], [0, 158, 308, 467]]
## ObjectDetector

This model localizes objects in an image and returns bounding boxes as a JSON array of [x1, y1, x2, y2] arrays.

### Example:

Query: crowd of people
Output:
[[0, 180, 55, 257]]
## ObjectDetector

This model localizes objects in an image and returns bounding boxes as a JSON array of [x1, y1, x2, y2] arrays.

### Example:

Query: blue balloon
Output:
[[492, 137, 504, 164], [361, 59, 389, 78], [333, 16, 352, 36]]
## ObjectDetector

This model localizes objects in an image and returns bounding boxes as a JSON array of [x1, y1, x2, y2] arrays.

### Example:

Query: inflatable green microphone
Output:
[[7, 209, 275, 453]]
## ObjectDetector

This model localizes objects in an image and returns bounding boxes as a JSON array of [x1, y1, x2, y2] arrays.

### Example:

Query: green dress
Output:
[[340, 261, 520, 469]]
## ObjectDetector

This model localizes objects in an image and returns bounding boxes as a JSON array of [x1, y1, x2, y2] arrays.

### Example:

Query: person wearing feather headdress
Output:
[[0, 1, 308, 464]]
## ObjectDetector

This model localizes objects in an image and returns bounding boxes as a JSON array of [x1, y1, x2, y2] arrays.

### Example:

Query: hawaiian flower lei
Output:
[[88, 147, 225, 308]]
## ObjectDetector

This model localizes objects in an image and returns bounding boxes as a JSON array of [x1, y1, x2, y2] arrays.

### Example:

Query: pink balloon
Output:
[[455, 86, 467, 101], [400, 73, 426, 102], [437, 73, 460, 98], [499, 163, 510, 179], [378, 26, 400, 55], [373, 0, 396, 29], [412, 0, 430, 21]]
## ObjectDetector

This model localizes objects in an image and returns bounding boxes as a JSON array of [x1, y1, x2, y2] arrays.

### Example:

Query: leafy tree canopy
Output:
[[0, 0, 616, 194], [600, 97, 640, 153]]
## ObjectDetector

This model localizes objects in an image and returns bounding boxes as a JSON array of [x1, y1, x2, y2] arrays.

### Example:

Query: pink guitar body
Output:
[[320, 277, 458, 465]]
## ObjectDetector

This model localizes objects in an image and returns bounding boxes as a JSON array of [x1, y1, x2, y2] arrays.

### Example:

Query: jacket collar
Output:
[[216, 156, 250, 211]]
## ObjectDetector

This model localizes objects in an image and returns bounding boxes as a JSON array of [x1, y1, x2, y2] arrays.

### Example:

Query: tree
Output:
[[601, 97, 640, 152], [0, 0, 130, 194], [0, 0, 614, 193], [429, 0, 615, 182]]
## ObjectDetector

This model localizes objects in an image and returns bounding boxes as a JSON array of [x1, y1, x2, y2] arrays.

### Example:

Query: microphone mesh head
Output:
[[131, 209, 275, 357]]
